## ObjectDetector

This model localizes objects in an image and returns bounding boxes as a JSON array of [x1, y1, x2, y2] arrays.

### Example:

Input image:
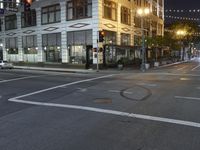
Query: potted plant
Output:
[[117, 58, 124, 70]]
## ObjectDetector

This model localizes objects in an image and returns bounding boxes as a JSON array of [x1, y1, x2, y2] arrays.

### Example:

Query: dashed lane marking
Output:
[[175, 96, 200, 101], [8, 98, 200, 129]]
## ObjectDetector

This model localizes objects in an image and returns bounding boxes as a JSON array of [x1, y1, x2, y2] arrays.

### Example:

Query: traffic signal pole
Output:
[[97, 39, 99, 72]]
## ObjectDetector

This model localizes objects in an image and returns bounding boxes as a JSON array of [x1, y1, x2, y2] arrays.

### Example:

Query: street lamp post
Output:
[[137, 8, 150, 72]]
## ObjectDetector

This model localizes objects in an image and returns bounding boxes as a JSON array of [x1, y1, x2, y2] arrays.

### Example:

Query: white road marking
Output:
[[177, 66, 186, 71], [145, 72, 200, 77], [0, 75, 45, 83], [9, 74, 114, 99], [175, 96, 200, 101], [109, 90, 120, 93], [191, 65, 200, 71], [109, 90, 133, 94], [137, 83, 157, 87], [124, 91, 133, 94], [180, 78, 191, 81], [77, 88, 87, 92], [8, 98, 200, 128]]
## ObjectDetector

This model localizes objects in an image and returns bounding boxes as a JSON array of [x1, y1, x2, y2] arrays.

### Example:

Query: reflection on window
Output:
[[103, 30, 117, 44], [42, 4, 61, 24], [5, 15, 17, 30], [22, 35, 37, 54], [103, 0, 117, 21], [67, 0, 92, 20], [70, 45, 86, 64], [121, 6, 131, 25], [21, 10, 36, 28], [121, 33, 130, 45], [5, 37, 18, 54], [42, 33, 62, 62]]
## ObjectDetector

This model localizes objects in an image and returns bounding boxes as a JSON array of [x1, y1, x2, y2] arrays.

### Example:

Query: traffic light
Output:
[[99, 31, 105, 42], [24, 0, 32, 12]]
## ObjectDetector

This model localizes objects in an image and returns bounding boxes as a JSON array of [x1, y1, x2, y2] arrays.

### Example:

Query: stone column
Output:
[[36, 8, 43, 62], [16, 12, 23, 61], [60, 1, 68, 63]]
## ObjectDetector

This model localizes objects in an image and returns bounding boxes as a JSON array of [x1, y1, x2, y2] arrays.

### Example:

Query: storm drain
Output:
[[94, 98, 112, 104]]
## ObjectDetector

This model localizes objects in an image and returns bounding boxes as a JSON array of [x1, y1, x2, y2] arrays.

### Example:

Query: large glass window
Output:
[[42, 33, 61, 62], [21, 10, 36, 28], [67, 30, 92, 64], [5, 37, 18, 54], [121, 6, 131, 25], [42, 4, 61, 24], [67, 0, 92, 20], [121, 33, 130, 45], [104, 30, 117, 44], [5, 15, 17, 30], [22, 35, 37, 54], [103, 0, 117, 21]]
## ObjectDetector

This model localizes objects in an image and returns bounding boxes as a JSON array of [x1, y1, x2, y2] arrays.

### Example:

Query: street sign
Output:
[[0, 9, 4, 14]]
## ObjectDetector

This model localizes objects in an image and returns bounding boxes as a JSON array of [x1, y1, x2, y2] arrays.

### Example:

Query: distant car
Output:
[[0, 60, 14, 69]]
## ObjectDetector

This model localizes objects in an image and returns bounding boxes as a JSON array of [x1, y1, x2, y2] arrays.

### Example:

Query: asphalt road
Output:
[[1, 59, 200, 150]]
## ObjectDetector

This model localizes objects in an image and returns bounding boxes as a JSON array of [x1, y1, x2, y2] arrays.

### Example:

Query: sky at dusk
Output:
[[165, 0, 200, 9], [165, 0, 200, 24]]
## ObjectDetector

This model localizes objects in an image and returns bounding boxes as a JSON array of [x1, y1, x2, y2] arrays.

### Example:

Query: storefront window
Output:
[[121, 33, 130, 46], [104, 30, 117, 44], [67, 30, 92, 64], [42, 33, 61, 62], [22, 35, 37, 54], [5, 37, 18, 54]]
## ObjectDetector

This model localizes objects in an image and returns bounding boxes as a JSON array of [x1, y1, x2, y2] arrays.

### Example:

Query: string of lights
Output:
[[165, 9, 200, 13], [165, 15, 200, 21]]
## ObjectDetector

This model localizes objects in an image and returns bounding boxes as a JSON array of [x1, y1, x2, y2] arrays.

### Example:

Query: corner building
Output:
[[0, 0, 164, 68]]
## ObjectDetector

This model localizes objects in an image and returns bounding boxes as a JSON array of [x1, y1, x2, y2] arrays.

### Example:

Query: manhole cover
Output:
[[94, 98, 112, 104]]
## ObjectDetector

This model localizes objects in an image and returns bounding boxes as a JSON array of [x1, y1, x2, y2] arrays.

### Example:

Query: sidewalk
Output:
[[14, 66, 96, 73], [13, 60, 188, 74]]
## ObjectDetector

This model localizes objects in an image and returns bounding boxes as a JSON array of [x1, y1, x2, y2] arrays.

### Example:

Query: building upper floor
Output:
[[0, 0, 164, 32]]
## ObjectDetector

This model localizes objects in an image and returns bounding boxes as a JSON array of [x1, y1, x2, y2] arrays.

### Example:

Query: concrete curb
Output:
[[14, 66, 95, 74], [155, 60, 188, 69]]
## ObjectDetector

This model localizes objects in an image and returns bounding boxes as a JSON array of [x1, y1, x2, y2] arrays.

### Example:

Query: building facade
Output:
[[0, 0, 164, 68]]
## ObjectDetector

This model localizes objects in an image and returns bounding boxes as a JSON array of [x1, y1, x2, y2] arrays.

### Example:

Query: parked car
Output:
[[0, 60, 14, 69]]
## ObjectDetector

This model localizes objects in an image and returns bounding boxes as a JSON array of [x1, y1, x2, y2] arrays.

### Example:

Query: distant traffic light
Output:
[[99, 31, 105, 42], [24, 0, 32, 11]]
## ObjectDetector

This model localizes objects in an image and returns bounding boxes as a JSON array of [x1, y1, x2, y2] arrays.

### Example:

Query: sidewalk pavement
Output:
[[13, 60, 188, 74]]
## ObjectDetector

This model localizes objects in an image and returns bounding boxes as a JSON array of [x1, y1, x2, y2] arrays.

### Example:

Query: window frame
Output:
[[21, 9, 37, 28], [121, 6, 131, 25], [66, 0, 92, 21], [5, 14, 17, 30], [103, 0, 117, 21], [41, 4, 61, 25]]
